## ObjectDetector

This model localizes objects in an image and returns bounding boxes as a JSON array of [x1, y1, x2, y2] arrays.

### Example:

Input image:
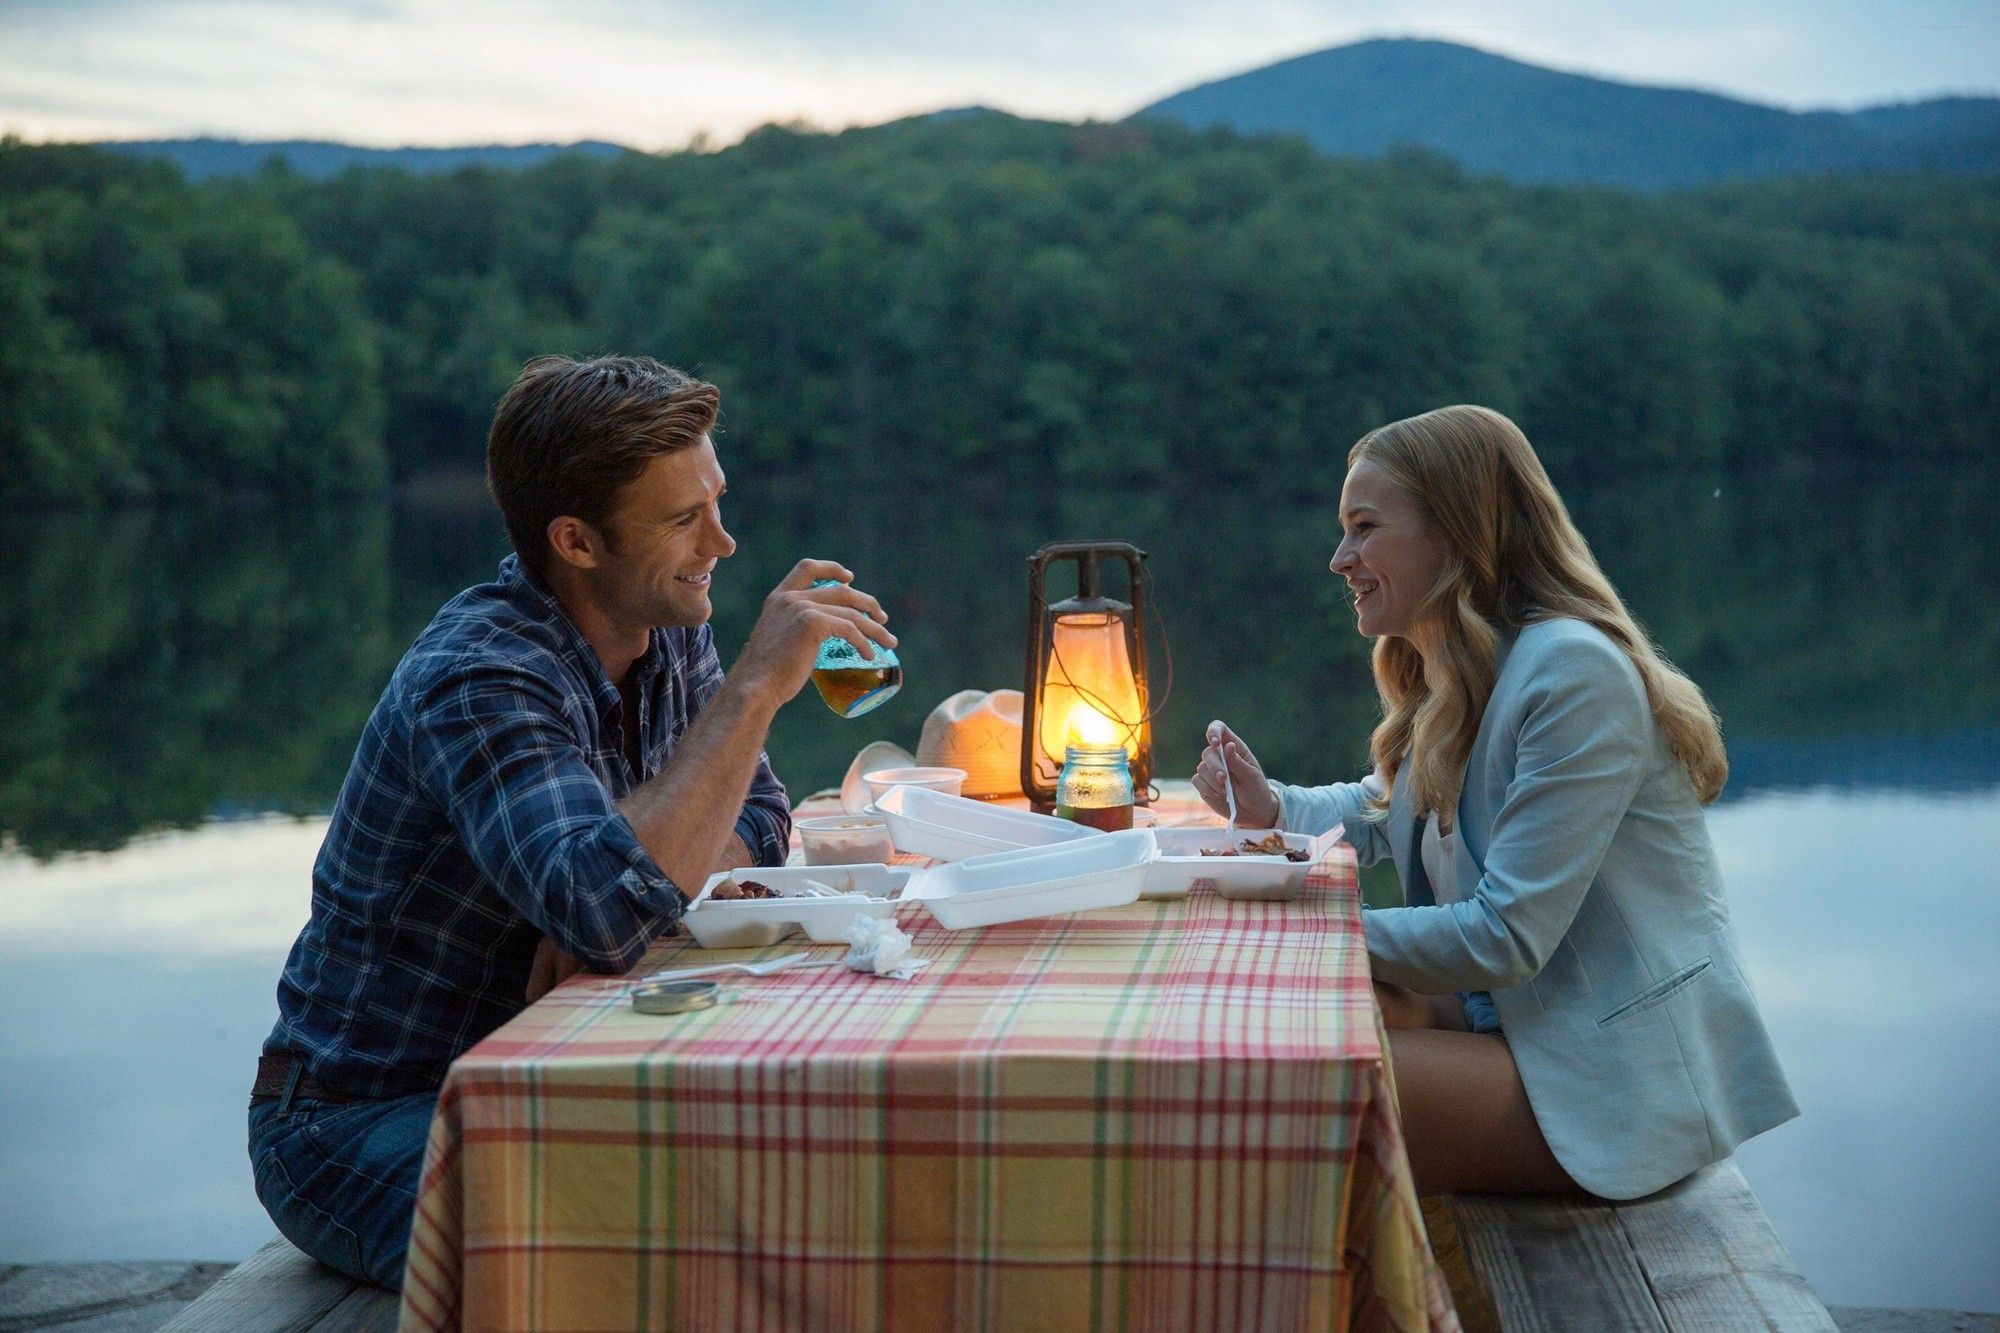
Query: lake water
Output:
[[2, 467, 1996, 1312]]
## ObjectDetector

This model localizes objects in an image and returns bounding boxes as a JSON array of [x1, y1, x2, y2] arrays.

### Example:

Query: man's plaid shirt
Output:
[[265, 555, 790, 1098]]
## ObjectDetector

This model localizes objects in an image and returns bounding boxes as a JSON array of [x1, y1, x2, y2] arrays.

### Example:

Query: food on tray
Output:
[[710, 877, 775, 901], [1199, 832, 1311, 862]]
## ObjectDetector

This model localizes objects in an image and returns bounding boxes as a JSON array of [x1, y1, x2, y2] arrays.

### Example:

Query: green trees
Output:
[[0, 227, 127, 503], [2, 120, 1995, 503], [0, 140, 383, 501]]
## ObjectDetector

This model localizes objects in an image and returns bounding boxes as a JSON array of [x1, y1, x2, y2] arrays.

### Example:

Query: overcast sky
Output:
[[3, 0, 1996, 148]]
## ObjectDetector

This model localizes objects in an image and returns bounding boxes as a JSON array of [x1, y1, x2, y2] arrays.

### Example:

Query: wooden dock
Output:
[[1447, 1160, 1836, 1330], [155, 1241, 396, 1332]]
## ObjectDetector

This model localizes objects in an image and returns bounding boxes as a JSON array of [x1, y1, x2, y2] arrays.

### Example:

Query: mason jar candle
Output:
[[1054, 743, 1136, 831]]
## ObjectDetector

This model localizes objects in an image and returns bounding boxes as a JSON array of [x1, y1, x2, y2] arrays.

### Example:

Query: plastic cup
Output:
[[861, 766, 967, 805], [797, 815, 895, 866]]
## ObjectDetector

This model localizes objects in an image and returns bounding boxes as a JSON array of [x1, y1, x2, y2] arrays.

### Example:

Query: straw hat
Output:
[[916, 689, 1024, 800]]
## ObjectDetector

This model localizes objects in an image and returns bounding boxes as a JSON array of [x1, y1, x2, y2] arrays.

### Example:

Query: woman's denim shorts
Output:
[[1460, 990, 1503, 1034]]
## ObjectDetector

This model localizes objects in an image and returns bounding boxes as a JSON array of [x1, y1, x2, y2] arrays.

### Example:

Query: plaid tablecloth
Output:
[[399, 786, 1457, 1331]]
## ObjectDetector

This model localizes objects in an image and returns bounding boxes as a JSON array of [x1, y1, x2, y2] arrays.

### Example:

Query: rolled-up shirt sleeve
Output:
[[410, 665, 687, 973], [734, 779, 791, 867]]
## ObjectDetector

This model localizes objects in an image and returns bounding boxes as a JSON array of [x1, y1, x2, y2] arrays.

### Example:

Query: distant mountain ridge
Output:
[[1136, 38, 2000, 189], [98, 137, 631, 180], [87, 42, 2000, 190]]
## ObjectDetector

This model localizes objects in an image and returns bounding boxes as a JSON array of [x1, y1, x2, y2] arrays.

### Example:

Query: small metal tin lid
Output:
[[631, 980, 720, 1015]]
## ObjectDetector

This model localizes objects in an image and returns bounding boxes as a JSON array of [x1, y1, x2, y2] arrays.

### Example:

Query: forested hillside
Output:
[[102, 137, 632, 181], [1138, 38, 2000, 189], [4, 114, 1996, 504]]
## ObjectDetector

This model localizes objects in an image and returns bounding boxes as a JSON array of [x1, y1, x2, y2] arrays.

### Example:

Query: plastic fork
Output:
[[1210, 722, 1237, 839], [638, 954, 843, 985]]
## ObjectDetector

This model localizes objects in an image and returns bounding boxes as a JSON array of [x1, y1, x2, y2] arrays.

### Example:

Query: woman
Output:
[[1194, 405, 1796, 1200]]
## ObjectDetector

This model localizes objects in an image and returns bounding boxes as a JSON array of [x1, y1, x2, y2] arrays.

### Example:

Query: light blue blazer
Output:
[[1274, 617, 1797, 1200]]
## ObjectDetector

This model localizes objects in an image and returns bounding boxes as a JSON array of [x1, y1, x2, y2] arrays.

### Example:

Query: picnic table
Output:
[[396, 784, 1458, 1331]]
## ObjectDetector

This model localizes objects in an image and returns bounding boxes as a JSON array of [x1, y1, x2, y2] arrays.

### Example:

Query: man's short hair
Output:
[[486, 355, 721, 579]]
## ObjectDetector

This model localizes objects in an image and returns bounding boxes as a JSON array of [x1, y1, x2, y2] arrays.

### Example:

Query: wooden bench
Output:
[[157, 1238, 398, 1333], [1446, 1159, 1839, 1330]]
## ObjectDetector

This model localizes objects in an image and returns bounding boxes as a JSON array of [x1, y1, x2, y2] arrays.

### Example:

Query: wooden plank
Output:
[[304, 1281, 402, 1332], [158, 1238, 357, 1333], [1612, 1161, 1837, 1331], [1450, 1192, 1669, 1332]]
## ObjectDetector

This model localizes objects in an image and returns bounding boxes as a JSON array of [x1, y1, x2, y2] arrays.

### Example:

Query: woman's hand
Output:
[[1191, 720, 1280, 828]]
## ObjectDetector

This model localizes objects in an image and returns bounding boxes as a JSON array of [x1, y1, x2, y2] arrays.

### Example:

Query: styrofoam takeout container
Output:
[[870, 784, 1098, 862], [1142, 828, 1318, 901], [683, 864, 917, 948], [907, 829, 1156, 929]]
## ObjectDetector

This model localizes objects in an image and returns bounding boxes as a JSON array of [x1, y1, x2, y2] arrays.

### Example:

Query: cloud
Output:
[[1, 0, 1995, 145], [5, 0, 1129, 144]]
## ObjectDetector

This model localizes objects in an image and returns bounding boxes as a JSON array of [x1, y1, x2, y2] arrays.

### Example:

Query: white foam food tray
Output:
[[871, 785, 1097, 862], [1143, 828, 1317, 901], [683, 864, 917, 948], [908, 829, 1156, 929]]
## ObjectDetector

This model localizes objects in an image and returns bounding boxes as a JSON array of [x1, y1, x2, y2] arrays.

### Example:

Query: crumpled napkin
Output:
[[843, 916, 928, 980]]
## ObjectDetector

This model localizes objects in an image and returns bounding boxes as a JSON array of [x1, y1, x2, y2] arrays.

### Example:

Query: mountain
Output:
[[98, 137, 632, 180], [1136, 38, 2000, 190], [80, 45, 2000, 190]]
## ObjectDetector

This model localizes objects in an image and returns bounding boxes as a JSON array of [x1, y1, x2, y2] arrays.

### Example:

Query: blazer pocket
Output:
[[1597, 957, 1712, 1028]]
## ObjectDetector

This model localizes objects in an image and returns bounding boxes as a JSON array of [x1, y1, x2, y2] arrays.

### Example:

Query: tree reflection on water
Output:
[[2, 462, 1996, 858]]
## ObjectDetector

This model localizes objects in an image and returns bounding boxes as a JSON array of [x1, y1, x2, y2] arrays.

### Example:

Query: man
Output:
[[247, 355, 895, 1289]]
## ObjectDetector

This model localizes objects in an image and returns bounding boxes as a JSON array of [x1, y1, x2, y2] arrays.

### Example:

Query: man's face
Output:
[[588, 437, 736, 629]]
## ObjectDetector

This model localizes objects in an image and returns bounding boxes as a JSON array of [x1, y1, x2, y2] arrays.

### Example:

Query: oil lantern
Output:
[[1021, 541, 1153, 811]]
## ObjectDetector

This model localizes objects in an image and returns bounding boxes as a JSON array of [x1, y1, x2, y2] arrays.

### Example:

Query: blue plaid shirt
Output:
[[266, 555, 790, 1098]]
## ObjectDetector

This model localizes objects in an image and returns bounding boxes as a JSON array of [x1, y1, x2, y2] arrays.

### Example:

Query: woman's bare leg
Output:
[[1372, 981, 1581, 1195], [1387, 1028, 1583, 1197]]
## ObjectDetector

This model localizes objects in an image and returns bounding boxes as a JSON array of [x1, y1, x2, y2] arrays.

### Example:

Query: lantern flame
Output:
[[1065, 702, 1122, 749]]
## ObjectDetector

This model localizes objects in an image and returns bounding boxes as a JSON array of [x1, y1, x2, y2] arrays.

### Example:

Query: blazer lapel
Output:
[[1458, 622, 1525, 868], [1397, 624, 1524, 903]]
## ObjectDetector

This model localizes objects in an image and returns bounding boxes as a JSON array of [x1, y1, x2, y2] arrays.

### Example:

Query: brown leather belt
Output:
[[251, 1051, 367, 1103]]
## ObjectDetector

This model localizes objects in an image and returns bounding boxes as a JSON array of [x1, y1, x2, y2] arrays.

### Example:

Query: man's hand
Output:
[[731, 560, 896, 708], [524, 937, 587, 1004], [712, 832, 758, 872]]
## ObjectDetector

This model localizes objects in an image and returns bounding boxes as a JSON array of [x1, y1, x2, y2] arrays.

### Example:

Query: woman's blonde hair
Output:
[[1352, 405, 1727, 825]]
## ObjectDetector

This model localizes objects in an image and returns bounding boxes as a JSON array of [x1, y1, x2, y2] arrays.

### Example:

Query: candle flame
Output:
[[1065, 702, 1121, 748]]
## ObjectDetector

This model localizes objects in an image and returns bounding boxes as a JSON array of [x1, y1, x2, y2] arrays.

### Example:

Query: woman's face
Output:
[[1331, 458, 1452, 640]]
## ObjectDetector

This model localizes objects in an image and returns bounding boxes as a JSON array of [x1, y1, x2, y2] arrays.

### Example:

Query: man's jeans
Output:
[[247, 1081, 437, 1290]]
